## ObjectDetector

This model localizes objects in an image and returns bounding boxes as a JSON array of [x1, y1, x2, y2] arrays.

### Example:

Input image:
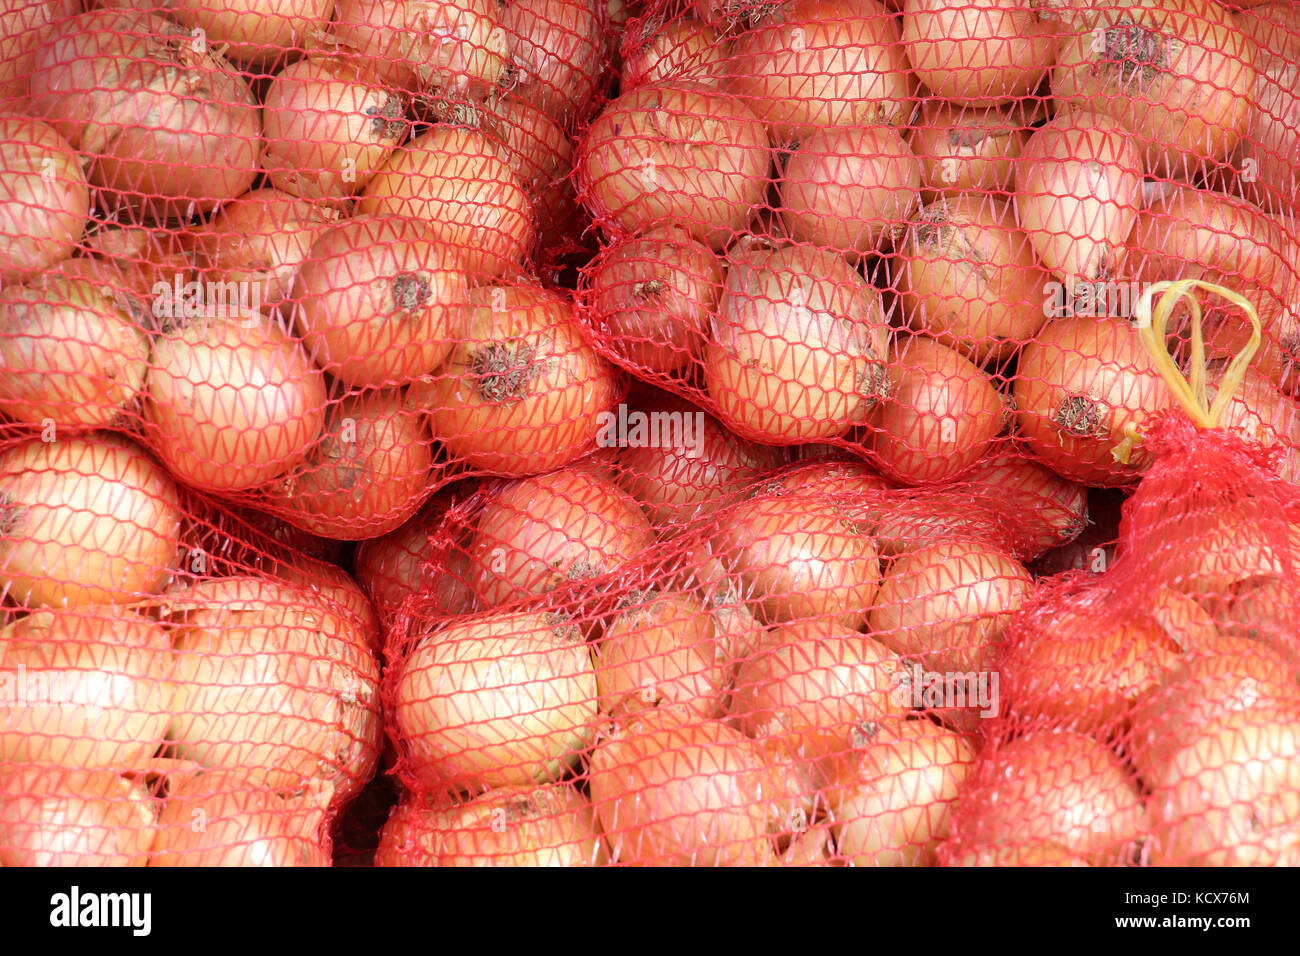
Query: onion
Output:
[[895, 195, 1048, 363], [332, 0, 509, 103], [1001, 587, 1189, 732], [596, 590, 727, 720], [354, 488, 475, 622], [730, 620, 909, 763], [81, 224, 196, 300], [869, 336, 1007, 485], [501, 0, 603, 122], [0, 0, 81, 110], [942, 841, 1090, 867], [761, 458, 890, 503], [908, 100, 1034, 203], [291, 214, 468, 388], [579, 81, 770, 250], [167, 0, 335, 71], [261, 55, 409, 203], [827, 719, 976, 867], [705, 242, 891, 443], [609, 391, 783, 528], [1014, 110, 1143, 303], [1014, 315, 1173, 485], [713, 489, 881, 629], [955, 453, 1089, 561], [1141, 705, 1300, 866], [0, 768, 155, 867], [587, 708, 773, 865], [869, 540, 1033, 675], [1154, 497, 1295, 601], [1125, 187, 1295, 392], [0, 273, 148, 430], [165, 576, 382, 804], [667, 544, 769, 676], [621, 15, 725, 91], [780, 124, 923, 259], [151, 769, 331, 867], [581, 227, 723, 375], [465, 465, 654, 611], [951, 730, 1145, 865], [0, 433, 182, 608], [902, 0, 1054, 105], [394, 609, 599, 792], [868, 492, 1007, 558], [1211, 575, 1300, 659], [264, 388, 433, 540], [0, 115, 89, 283], [29, 10, 262, 220], [723, 0, 913, 144], [1230, 2, 1300, 211], [145, 315, 328, 492], [254, 554, 382, 653], [359, 125, 533, 279], [1205, 365, 1300, 484], [0, 606, 171, 771], [411, 282, 617, 476], [479, 96, 578, 247], [1052, 0, 1256, 178], [376, 784, 606, 866], [188, 188, 336, 315]]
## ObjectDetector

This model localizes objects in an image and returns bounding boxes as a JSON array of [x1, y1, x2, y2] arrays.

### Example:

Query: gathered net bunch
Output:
[[0, 0, 1298, 866]]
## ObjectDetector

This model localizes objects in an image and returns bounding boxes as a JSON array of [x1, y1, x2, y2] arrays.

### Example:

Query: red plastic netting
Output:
[[1, 0, 1299, 866]]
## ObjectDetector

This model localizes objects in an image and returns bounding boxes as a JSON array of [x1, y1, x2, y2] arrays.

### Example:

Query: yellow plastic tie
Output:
[[1111, 279, 1262, 464]]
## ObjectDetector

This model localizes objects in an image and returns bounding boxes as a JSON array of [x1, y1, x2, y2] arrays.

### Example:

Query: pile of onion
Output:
[[393, 609, 599, 792], [28, 9, 262, 220]]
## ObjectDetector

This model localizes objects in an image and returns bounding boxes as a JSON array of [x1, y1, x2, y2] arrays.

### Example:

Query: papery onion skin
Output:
[[0, 114, 89, 283], [167, 0, 336, 72]]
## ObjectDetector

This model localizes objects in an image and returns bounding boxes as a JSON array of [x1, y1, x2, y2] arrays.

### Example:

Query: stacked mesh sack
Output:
[[4, 0, 1300, 865]]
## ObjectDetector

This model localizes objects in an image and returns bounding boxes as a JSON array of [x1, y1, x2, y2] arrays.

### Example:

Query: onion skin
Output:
[[261, 56, 408, 203], [1205, 366, 1300, 485], [479, 96, 578, 248], [0, 768, 156, 867], [265, 389, 433, 541], [1229, 3, 1300, 211], [895, 195, 1048, 363], [291, 215, 469, 388], [714, 490, 881, 630], [951, 730, 1145, 866], [0, 433, 183, 608], [144, 316, 328, 492], [394, 609, 599, 792], [954, 454, 1089, 561], [412, 283, 617, 477], [1051, 0, 1257, 178], [376, 784, 606, 866], [582, 227, 723, 375], [1014, 111, 1143, 302], [465, 466, 653, 611], [622, 16, 725, 91], [596, 591, 727, 720], [1014, 315, 1173, 486], [706, 242, 891, 444], [167, 0, 335, 71], [730, 621, 909, 763], [29, 10, 262, 220], [870, 337, 1006, 485], [870, 540, 1033, 675], [0, 606, 172, 771], [150, 770, 331, 867], [908, 102, 1033, 203], [780, 125, 923, 259], [0, 0, 81, 110], [723, 0, 913, 144], [827, 720, 977, 867], [942, 841, 1090, 866], [0, 273, 148, 430], [502, 0, 604, 123], [587, 709, 774, 866], [359, 125, 532, 279], [0, 115, 89, 283], [164, 576, 382, 805], [580, 82, 770, 251]]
